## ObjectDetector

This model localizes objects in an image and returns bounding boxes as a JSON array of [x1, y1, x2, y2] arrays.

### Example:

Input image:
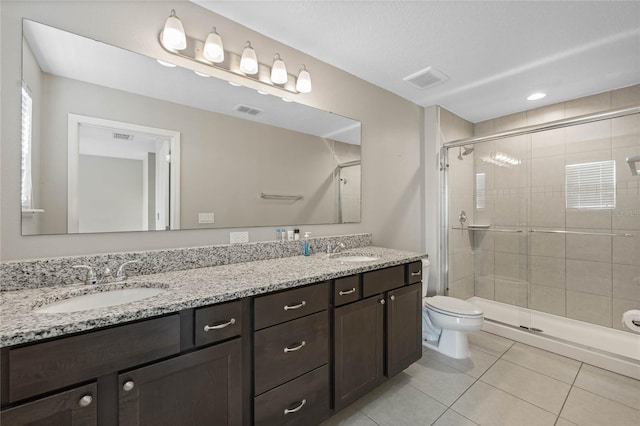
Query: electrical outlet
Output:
[[198, 212, 215, 224], [230, 231, 249, 244]]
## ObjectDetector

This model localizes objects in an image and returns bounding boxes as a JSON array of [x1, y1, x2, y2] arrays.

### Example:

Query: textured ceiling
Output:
[[194, 1, 640, 123]]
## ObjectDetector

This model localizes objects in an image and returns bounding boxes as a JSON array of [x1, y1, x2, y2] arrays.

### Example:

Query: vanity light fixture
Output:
[[157, 9, 313, 95], [161, 9, 187, 51], [527, 92, 546, 101], [240, 41, 259, 74], [270, 53, 288, 84], [203, 27, 224, 63], [296, 65, 312, 93]]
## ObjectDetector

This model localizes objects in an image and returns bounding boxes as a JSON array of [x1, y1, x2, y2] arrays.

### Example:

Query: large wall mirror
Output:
[[21, 19, 361, 236]]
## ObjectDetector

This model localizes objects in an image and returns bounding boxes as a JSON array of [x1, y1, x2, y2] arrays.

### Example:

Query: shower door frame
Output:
[[440, 105, 640, 300]]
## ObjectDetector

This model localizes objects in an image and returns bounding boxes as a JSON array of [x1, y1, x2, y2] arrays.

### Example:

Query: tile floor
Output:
[[321, 331, 640, 426]]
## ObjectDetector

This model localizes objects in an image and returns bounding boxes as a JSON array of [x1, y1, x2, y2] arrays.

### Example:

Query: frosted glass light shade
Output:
[[296, 65, 312, 93], [240, 41, 258, 74], [203, 27, 224, 63], [270, 53, 288, 84], [161, 9, 187, 50]]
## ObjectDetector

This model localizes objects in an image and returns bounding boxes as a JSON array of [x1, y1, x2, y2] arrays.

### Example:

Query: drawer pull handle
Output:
[[411, 271, 421, 276], [390, 295, 395, 301], [339, 288, 356, 296], [78, 395, 93, 407], [284, 301, 306, 311], [284, 399, 307, 415], [284, 341, 306, 353], [204, 318, 236, 331], [122, 381, 135, 392]]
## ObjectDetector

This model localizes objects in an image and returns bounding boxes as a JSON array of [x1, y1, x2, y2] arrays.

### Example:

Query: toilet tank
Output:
[[421, 259, 431, 298]]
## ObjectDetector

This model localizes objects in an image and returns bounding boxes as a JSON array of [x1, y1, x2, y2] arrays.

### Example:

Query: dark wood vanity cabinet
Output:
[[333, 264, 423, 412], [0, 383, 98, 426], [252, 282, 332, 426], [0, 259, 423, 426], [0, 300, 245, 426], [119, 339, 242, 426]]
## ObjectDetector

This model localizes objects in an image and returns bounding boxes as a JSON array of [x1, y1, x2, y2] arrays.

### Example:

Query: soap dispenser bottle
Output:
[[303, 232, 311, 256]]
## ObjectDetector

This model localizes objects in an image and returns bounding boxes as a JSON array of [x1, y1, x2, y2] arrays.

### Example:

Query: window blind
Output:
[[565, 160, 616, 209]]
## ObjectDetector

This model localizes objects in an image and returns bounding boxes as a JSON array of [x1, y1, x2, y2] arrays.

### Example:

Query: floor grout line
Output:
[[554, 361, 583, 425]]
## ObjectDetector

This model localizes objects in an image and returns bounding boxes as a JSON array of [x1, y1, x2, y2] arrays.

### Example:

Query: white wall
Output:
[[0, 1, 423, 260], [78, 155, 144, 233]]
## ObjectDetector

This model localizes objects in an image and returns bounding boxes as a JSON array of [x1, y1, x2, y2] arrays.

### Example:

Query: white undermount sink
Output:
[[331, 255, 379, 262], [34, 288, 167, 314]]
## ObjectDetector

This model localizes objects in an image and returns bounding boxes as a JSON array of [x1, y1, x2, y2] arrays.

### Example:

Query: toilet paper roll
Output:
[[622, 310, 640, 334]]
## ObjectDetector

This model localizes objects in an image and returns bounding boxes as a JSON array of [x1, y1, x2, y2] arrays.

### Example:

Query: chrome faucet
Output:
[[73, 260, 140, 285], [327, 241, 346, 256], [115, 260, 140, 282], [73, 265, 98, 285]]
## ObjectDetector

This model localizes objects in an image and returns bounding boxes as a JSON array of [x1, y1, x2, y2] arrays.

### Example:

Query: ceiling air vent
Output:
[[403, 66, 448, 89], [112, 132, 133, 141], [234, 104, 264, 116]]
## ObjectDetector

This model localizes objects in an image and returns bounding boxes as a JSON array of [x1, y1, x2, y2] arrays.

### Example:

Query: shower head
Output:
[[627, 154, 640, 176], [456, 146, 474, 160]]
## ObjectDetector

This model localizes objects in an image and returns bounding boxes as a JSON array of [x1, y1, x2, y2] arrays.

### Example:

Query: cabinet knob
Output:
[[284, 398, 307, 415], [78, 395, 93, 407], [390, 295, 395, 301], [122, 381, 135, 392], [379, 299, 385, 305]]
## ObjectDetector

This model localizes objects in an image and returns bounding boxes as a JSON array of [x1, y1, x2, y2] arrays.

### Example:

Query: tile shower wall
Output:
[[465, 84, 640, 332]]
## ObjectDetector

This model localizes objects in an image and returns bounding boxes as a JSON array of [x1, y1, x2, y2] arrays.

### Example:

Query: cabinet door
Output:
[[0, 383, 97, 426], [386, 283, 422, 377], [119, 339, 242, 426], [334, 296, 384, 411]]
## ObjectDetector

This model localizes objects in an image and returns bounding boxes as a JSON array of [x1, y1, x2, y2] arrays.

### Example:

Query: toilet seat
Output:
[[425, 296, 483, 318]]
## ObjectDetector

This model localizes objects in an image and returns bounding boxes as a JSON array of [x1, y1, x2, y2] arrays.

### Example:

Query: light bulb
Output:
[[157, 59, 176, 67], [270, 53, 288, 84], [161, 9, 187, 50], [194, 70, 210, 78], [296, 65, 312, 93], [240, 41, 258, 74], [203, 27, 224, 63]]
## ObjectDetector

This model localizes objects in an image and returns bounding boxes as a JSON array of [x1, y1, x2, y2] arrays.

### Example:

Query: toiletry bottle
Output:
[[303, 232, 311, 256], [287, 229, 294, 241], [294, 229, 300, 240], [276, 228, 281, 241], [281, 228, 287, 242]]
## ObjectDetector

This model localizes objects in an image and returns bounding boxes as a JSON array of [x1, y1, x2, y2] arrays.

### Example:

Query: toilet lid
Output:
[[425, 296, 483, 317]]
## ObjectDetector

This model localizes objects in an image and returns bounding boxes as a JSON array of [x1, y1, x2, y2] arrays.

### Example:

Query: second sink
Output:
[[331, 255, 379, 262], [34, 287, 167, 314]]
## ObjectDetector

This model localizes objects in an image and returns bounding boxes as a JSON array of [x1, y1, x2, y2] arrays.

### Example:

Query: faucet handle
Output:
[[116, 260, 140, 282], [73, 265, 98, 285]]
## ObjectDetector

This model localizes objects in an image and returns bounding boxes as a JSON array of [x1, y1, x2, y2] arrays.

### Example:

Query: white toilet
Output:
[[421, 259, 483, 359]]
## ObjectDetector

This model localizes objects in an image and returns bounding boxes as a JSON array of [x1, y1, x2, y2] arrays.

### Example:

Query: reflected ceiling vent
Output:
[[112, 132, 133, 141], [234, 104, 264, 116], [403, 66, 448, 89]]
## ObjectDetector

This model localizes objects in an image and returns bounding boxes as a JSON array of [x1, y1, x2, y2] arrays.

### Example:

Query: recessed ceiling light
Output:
[[527, 92, 546, 101], [157, 59, 176, 68]]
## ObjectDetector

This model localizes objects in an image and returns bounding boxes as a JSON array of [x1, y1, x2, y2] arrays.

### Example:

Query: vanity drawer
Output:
[[8, 315, 180, 403], [254, 311, 329, 395], [406, 261, 422, 284], [333, 275, 360, 307], [254, 365, 330, 426], [362, 265, 404, 298], [195, 300, 242, 347], [254, 282, 329, 330]]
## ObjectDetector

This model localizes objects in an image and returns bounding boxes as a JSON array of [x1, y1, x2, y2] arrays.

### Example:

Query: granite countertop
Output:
[[0, 247, 425, 347]]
